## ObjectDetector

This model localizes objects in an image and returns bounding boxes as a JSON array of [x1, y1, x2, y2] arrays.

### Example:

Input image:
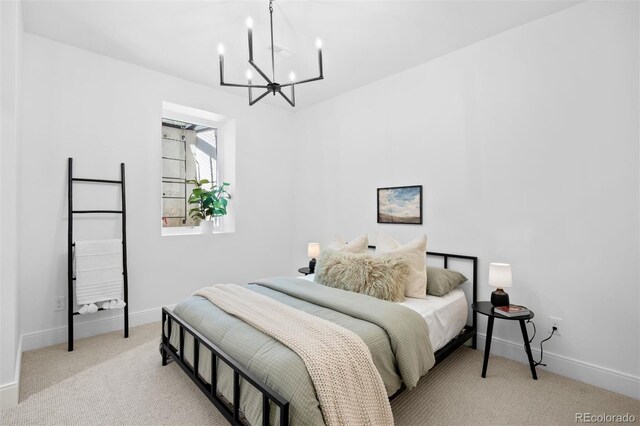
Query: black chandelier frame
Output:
[[218, 0, 324, 107]]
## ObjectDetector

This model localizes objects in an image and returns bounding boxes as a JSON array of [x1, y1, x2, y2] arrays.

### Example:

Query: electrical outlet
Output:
[[548, 316, 562, 336], [54, 296, 65, 311]]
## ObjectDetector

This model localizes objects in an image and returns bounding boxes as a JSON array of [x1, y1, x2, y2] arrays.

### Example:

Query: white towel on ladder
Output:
[[74, 239, 124, 305]]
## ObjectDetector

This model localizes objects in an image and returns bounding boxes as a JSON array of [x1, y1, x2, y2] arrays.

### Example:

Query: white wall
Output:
[[13, 0, 639, 400], [0, 0, 23, 409], [19, 34, 296, 350], [292, 2, 639, 397]]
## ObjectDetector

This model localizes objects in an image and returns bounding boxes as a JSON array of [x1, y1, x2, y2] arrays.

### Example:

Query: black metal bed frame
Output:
[[160, 249, 477, 425], [161, 308, 290, 426], [427, 251, 478, 363], [67, 157, 129, 352]]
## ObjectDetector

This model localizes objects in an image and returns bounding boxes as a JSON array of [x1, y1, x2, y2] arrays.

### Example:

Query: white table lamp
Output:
[[489, 263, 512, 307], [307, 243, 320, 272]]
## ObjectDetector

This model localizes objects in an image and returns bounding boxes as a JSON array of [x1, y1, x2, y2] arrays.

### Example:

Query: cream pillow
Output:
[[375, 232, 427, 299], [326, 234, 369, 253]]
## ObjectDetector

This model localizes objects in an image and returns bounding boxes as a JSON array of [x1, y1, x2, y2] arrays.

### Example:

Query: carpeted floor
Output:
[[2, 322, 638, 425]]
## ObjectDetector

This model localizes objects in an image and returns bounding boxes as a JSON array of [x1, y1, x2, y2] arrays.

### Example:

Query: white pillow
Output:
[[326, 234, 369, 253], [375, 232, 427, 299]]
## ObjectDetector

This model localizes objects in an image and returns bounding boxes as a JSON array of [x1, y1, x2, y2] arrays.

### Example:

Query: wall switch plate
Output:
[[548, 316, 562, 336], [54, 296, 65, 311]]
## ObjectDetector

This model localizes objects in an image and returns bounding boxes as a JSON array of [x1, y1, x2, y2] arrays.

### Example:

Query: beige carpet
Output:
[[2, 323, 638, 425]]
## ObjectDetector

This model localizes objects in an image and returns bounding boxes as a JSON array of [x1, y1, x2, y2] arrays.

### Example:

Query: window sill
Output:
[[161, 226, 234, 237]]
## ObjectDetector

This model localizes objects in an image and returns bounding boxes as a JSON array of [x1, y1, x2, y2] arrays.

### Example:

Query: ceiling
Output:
[[22, 1, 580, 110]]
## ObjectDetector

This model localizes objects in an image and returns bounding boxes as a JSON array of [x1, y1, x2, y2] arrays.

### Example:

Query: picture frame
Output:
[[377, 185, 423, 224]]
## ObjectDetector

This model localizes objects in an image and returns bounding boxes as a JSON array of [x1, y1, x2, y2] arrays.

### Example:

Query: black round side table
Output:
[[472, 301, 537, 380], [297, 267, 312, 276]]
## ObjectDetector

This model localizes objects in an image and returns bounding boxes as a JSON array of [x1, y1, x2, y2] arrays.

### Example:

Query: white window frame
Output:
[[161, 101, 236, 236]]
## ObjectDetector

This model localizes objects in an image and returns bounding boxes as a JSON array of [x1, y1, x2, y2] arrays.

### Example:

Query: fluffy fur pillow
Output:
[[375, 232, 427, 299], [314, 250, 409, 302], [325, 234, 369, 253]]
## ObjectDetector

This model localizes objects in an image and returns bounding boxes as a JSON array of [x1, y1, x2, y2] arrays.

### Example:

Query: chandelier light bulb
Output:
[[246, 17, 253, 29], [217, 43, 225, 55], [289, 72, 296, 82], [246, 69, 253, 80], [315, 38, 322, 49]]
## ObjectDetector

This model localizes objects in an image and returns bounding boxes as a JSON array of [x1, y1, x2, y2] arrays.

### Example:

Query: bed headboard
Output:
[[367, 245, 478, 351]]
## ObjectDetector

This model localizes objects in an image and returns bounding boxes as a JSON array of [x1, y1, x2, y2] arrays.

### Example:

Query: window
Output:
[[161, 102, 236, 235], [161, 118, 218, 228]]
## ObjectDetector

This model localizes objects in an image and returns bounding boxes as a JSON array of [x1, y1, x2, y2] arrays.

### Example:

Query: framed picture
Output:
[[377, 185, 423, 224]]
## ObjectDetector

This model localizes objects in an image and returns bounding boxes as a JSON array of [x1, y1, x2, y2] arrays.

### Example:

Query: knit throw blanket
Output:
[[194, 284, 394, 426]]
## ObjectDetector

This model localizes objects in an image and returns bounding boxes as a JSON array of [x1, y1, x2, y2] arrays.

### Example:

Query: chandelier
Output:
[[217, 0, 324, 107]]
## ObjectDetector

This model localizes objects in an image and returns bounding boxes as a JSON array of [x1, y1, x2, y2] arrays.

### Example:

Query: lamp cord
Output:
[[526, 320, 556, 367]]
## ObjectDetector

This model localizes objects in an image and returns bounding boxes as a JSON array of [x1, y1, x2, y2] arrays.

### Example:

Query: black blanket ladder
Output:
[[67, 157, 129, 351]]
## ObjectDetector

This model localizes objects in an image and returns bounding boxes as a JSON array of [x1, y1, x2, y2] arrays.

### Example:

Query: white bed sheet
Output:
[[298, 274, 468, 352], [397, 289, 468, 352]]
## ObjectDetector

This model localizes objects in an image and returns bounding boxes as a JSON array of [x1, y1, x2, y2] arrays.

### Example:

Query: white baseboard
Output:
[[0, 381, 19, 409], [22, 305, 173, 352], [0, 334, 22, 409], [477, 332, 640, 400]]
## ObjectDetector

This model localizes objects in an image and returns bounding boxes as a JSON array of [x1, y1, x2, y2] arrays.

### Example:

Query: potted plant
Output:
[[187, 179, 231, 233]]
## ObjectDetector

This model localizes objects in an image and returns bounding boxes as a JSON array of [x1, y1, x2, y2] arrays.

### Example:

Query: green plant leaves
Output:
[[186, 181, 232, 221]]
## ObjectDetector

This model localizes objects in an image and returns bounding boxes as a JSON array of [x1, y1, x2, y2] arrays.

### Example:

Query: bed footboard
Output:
[[160, 308, 290, 426]]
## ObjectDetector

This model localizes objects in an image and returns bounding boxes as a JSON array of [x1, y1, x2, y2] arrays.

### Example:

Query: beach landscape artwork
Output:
[[377, 185, 423, 224]]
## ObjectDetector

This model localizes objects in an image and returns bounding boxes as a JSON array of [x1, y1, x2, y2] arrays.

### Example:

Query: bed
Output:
[[300, 273, 468, 353], [160, 250, 477, 425]]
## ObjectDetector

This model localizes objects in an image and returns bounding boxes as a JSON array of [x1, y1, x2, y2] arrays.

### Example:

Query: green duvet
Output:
[[168, 277, 435, 425]]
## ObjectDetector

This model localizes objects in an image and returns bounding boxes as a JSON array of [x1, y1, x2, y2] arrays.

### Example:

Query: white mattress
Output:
[[299, 274, 468, 352], [397, 289, 468, 352]]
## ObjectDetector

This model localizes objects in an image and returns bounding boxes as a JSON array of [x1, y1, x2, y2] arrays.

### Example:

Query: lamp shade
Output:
[[307, 243, 320, 258], [488, 263, 512, 288]]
